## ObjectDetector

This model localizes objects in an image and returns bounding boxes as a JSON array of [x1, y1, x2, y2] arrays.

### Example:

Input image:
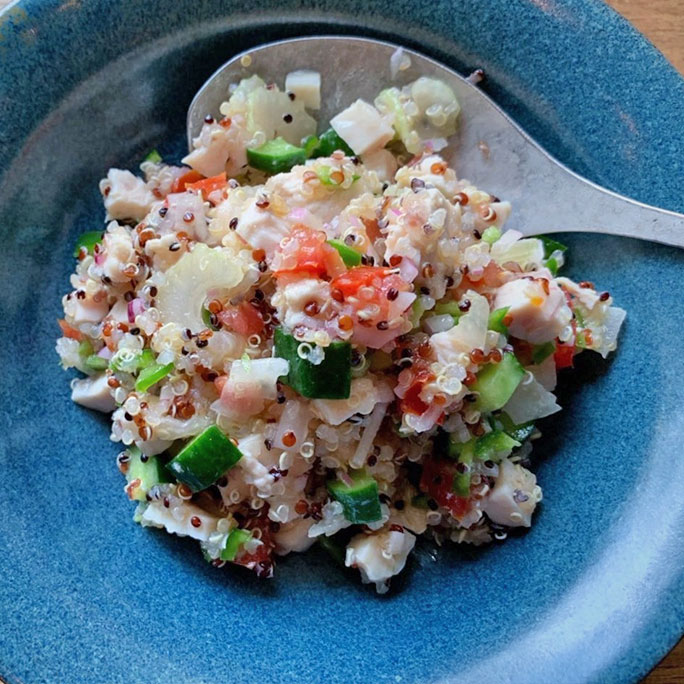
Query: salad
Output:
[[56, 67, 625, 592]]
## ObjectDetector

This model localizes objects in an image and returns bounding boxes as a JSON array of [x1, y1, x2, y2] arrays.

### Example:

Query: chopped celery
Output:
[[274, 328, 351, 399], [246, 137, 307, 174], [474, 430, 520, 461], [433, 300, 463, 319], [167, 425, 243, 491], [327, 239, 362, 267], [110, 348, 155, 374], [472, 353, 525, 413], [78, 340, 94, 357], [220, 528, 252, 561], [317, 535, 346, 567], [84, 354, 108, 371], [135, 361, 174, 392], [410, 297, 433, 329], [73, 231, 103, 258], [126, 446, 169, 502], [481, 226, 501, 245], [327, 470, 382, 524], [315, 165, 343, 186], [143, 149, 162, 164], [531, 341, 556, 364], [488, 307, 510, 334]]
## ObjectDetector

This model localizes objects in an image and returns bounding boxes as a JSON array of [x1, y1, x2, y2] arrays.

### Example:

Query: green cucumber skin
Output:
[[327, 475, 382, 524], [274, 328, 351, 400], [246, 138, 307, 174], [167, 425, 242, 491]]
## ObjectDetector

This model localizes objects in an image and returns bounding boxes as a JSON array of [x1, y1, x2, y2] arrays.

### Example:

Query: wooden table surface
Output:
[[0, 0, 681, 681]]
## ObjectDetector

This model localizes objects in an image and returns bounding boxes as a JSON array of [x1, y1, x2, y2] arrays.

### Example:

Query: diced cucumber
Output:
[[531, 341, 556, 364], [327, 239, 362, 267], [135, 361, 174, 392], [166, 425, 243, 491], [274, 328, 351, 399], [246, 137, 307, 174], [309, 127, 354, 157], [497, 412, 536, 443], [73, 231, 103, 258], [472, 352, 525, 413], [327, 470, 382, 524], [474, 430, 520, 461], [126, 447, 169, 502], [220, 528, 252, 561], [488, 307, 510, 334]]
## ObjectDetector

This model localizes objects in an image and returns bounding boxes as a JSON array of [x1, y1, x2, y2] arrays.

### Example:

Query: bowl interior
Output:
[[1, 3, 684, 683]]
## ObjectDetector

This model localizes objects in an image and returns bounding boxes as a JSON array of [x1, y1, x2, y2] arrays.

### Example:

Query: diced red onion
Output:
[[97, 346, 113, 359], [397, 257, 419, 283], [288, 207, 308, 222], [127, 297, 145, 323]]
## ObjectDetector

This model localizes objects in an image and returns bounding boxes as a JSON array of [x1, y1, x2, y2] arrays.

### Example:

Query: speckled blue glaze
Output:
[[0, 1, 683, 683]]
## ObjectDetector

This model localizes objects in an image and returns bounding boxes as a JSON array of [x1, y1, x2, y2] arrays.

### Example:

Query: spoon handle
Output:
[[532, 156, 684, 248]]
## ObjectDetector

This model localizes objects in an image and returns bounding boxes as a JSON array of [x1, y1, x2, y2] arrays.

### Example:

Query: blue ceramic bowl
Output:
[[1, 2, 683, 683]]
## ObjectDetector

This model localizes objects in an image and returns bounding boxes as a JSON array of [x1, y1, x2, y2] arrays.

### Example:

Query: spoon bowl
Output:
[[188, 36, 684, 247]]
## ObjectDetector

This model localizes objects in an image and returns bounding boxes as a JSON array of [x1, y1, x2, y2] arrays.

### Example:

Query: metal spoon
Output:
[[187, 36, 684, 248]]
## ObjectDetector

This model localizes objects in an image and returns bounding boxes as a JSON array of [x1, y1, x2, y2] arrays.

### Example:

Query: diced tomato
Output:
[[401, 383, 430, 416], [185, 172, 227, 197], [58, 318, 84, 341], [419, 457, 471, 520], [554, 319, 577, 369], [554, 340, 575, 369], [171, 169, 204, 193], [217, 302, 264, 336], [399, 369, 434, 416], [330, 265, 411, 326], [330, 266, 394, 298], [272, 225, 345, 279]]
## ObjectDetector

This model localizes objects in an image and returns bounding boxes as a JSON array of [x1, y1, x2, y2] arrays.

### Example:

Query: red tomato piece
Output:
[[171, 169, 204, 193], [185, 172, 227, 197], [58, 318, 84, 341], [217, 302, 264, 336], [419, 457, 471, 520], [272, 225, 345, 279]]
